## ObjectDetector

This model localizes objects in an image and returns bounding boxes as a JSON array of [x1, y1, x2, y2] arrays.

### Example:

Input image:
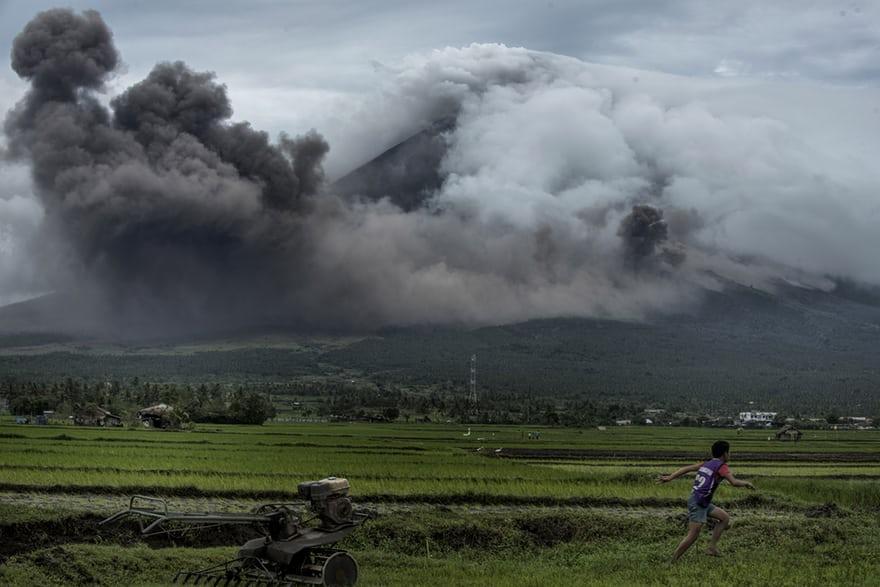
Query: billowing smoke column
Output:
[[8, 9, 866, 335], [4, 9, 329, 332]]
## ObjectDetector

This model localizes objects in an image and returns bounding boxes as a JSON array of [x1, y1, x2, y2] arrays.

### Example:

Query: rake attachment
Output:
[[102, 477, 371, 586]]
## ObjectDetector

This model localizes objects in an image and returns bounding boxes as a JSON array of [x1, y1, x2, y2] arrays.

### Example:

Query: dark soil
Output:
[[0, 513, 260, 563], [0, 513, 129, 564], [0, 484, 798, 510], [0, 483, 296, 501], [804, 502, 849, 518]]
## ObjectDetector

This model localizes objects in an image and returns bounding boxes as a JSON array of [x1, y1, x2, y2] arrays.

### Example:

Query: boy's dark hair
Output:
[[712, 440, 730, 458]]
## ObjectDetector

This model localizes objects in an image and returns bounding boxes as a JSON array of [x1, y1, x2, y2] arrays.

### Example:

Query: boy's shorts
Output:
[[687, 494, 716, 524]]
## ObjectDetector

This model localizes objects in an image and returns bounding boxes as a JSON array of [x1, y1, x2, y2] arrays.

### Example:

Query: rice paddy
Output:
[[1, 422, 878, 585]]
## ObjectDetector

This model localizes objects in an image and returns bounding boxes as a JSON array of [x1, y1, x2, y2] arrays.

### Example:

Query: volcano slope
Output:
[[3, 275, 880, 415], [0, 422, 878, 586]]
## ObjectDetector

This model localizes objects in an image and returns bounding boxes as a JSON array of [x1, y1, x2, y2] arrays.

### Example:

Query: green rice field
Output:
[[1, 422, 878, 585]]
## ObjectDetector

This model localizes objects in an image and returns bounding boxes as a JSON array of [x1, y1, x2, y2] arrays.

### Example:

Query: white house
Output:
[[738, 411, 777, 426]]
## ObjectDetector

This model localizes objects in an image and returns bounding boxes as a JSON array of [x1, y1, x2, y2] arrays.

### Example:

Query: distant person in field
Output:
[[658, 440, 755, 560]]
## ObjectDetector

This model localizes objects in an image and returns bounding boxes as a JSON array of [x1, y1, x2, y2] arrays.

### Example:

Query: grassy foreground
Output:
[[1, 422, 878, 585], [1, 511, 875, 586]]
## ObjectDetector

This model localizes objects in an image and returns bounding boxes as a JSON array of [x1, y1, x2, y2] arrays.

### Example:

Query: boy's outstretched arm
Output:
[[722, 470, 756, 490], [657, 462, 701, 483]]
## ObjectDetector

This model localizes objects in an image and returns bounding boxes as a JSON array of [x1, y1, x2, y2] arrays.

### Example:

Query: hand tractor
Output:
[[101, 477, 371, 586]]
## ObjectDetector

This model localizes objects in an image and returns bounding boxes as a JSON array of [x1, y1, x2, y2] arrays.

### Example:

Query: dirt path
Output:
[[0, 490, 835, 517], [0, 484, 764, 507]]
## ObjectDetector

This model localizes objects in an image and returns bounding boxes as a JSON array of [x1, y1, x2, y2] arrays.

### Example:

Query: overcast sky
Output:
[[1, 0, 878, 143], [1, 1, 880, 311]]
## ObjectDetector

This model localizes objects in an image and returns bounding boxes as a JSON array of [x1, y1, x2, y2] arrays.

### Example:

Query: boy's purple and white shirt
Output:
[[691, 458, 730, 506]]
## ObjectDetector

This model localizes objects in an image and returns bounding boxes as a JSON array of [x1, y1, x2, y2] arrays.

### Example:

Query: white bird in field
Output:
[[494, 448, 503, 453], [463, 427, 471, 437]]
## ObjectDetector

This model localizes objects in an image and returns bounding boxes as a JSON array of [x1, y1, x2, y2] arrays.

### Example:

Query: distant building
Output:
[[737, 411, 777, 426], [841, 416, 873, 429], [615, 419, 632, 426]]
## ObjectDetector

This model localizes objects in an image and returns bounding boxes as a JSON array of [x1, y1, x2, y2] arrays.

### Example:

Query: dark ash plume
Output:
[[283, 130, 330, 197], [111, 60, 324, 210], [3, 9, 328, 334], [10, 8, 117, 98], [618, 205, 669, 267]]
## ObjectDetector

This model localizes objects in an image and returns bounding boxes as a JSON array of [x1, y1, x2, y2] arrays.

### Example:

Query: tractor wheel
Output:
[[322, 551, 358, 586]]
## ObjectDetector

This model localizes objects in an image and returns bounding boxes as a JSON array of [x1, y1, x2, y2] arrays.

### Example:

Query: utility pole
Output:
[[469, 354, 477, 407]]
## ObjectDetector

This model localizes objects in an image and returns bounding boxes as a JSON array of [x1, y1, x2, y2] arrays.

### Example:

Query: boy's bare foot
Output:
[[706, 548, 721, 557]]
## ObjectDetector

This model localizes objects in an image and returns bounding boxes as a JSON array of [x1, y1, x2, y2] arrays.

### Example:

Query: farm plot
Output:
[[0, 423, 878, 585]]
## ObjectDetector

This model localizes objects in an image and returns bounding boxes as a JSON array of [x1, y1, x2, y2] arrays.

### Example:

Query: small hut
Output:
[[775, 424, 803, 441]]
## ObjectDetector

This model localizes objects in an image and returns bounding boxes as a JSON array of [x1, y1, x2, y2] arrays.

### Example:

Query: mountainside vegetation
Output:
[[0, 282, 879, 417]]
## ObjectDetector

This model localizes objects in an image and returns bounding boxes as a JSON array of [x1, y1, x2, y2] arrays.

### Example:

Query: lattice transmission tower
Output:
[[469, 354, 477, 407]]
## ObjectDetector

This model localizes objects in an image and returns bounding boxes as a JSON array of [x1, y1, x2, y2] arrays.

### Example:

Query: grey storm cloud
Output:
[[2, 8, 880, 335]]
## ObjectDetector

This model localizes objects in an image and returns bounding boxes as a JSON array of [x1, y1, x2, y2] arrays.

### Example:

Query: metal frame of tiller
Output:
[[99, 477, 371, 586], [100, 495, 294, 537]]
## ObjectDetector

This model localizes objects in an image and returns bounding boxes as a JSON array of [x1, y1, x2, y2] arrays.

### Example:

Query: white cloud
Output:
[[713, 59, 750, 78], [330, 44, 880, 296]]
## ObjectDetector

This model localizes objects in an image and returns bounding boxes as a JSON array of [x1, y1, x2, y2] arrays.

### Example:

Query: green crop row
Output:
[[2, 464, 879, 510], [4, 422, 879, 453], [2, 423, 879, 512]]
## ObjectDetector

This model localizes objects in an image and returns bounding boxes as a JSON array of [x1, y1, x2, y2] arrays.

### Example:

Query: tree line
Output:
[[0, 377, 276, 425]]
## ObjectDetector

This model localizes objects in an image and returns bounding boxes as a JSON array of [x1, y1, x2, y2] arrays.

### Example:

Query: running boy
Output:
[[658, 440, 755, 560]]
